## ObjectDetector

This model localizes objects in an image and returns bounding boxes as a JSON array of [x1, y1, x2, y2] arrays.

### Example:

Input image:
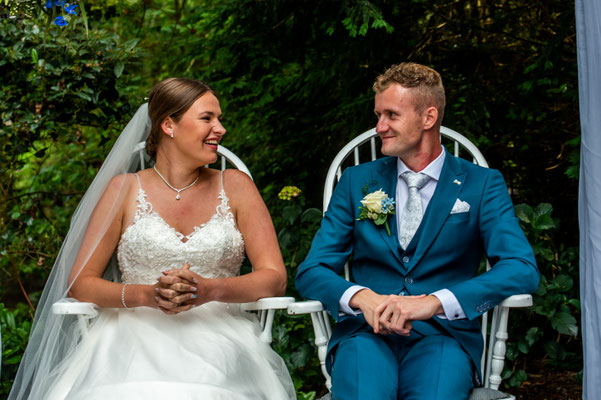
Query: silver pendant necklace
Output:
[[153, 165, 199, 200]]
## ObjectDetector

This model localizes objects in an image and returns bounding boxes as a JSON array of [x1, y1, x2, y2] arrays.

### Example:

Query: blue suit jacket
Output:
[[295, 150, 539, 377]]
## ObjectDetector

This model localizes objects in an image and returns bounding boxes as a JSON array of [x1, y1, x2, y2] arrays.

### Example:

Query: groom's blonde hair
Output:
[[373, 62, 445, 127], [146, 78, 217, 158]]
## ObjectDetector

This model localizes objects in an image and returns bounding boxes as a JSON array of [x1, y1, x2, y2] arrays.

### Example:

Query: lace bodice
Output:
[[117, 173, 245, 284]]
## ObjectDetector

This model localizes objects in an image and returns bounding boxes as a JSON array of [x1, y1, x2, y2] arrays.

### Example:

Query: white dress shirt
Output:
[[339, 147, 466, 320]]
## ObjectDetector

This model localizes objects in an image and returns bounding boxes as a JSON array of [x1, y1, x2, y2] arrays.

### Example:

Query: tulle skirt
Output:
[[46, 303, 296, 400]]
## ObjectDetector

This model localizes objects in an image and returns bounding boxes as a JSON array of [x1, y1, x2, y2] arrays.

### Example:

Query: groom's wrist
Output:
[[349, 288, 374, 310]]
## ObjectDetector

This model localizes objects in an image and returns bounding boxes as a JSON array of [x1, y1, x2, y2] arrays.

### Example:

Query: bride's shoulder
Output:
[[222, 168, 255, 191], [98, 173, 141, 208], [105, 172, 140, 192], [222, 168, 260, 207]]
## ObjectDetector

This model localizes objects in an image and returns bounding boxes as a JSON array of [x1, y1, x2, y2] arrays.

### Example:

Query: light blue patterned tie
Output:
[[399, 171, 430, 250]]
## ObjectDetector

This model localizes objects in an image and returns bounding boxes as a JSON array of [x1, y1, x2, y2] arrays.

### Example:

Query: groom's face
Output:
[[374, 84, 429, 161]]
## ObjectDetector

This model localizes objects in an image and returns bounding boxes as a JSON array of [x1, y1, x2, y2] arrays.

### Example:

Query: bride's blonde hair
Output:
[[146, 78, 217, 158]]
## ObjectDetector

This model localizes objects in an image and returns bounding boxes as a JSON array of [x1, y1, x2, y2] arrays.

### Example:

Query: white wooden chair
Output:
[[52, 143, 294, 344], [287, 127, 533, 399]]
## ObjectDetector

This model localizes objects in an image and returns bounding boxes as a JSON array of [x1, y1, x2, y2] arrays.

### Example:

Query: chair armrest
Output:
[[498, 294, 532, 308], [287, 300, 325, 314], [240, 296, 295, 311], [240, 297, 295, 344], [52, 298, 98, 318], [51, 298, 99, 339]]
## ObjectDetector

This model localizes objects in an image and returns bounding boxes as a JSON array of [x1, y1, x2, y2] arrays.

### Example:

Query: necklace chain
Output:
[[153, 165, 199, 200]]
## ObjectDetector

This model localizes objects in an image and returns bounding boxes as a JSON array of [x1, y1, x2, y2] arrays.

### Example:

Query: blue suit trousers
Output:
[[330, 329, 474, 400]]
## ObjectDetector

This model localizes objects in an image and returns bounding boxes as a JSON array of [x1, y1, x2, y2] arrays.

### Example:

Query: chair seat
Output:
[[317, 387, 513, 400], [470, 387, 514, 400]]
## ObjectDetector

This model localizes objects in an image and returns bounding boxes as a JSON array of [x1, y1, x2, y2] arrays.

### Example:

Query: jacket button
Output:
[[402, 256, 410, 263], [405, 276, 413, 285]]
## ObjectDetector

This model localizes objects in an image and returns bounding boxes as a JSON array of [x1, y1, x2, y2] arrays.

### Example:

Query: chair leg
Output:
[[489, 306, 510, 390], [310, 311, 332, 390], [77, 314, 89, 339]]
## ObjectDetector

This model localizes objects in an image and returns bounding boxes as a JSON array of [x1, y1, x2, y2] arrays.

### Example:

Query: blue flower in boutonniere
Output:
[[357, 189, 396, 236]]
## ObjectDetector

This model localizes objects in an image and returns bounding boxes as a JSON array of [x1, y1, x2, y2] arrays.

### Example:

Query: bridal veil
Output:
[[8, 104, 151, 399]]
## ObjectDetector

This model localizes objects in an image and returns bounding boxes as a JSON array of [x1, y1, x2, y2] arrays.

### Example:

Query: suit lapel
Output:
[[375, 157, 403, 264], [408, 150, 466, 271]]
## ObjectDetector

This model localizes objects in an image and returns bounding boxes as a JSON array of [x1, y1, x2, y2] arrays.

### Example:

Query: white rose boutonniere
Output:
[[357, 189, 395, 236]]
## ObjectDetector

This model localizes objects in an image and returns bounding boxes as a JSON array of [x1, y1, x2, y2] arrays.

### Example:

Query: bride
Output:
[[9, 78, 296, 399]]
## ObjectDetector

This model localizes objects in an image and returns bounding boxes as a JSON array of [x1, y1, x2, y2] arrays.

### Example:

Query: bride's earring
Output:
[[170, 129, 174, 138]]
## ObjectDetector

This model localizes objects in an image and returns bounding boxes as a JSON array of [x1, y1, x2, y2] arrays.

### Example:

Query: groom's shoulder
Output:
[[345, 156, 395, 174], [449, 153, 498, 175]]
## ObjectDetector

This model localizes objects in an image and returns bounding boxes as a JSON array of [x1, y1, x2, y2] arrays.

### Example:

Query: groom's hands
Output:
[[350, 289, 443, 336]]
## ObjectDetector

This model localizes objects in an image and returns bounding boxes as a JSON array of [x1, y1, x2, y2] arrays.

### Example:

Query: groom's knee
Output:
[[330, 333, 398, 400], [398, 335, 474, 400]]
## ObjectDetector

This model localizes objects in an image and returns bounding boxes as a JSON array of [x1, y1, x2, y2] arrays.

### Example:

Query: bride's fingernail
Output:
[[191, 294, 197, 299], [191, 287, 197, 291], [193, 279, 198, 284], [155, 288, 159, 293], [154, 296, 159, 302]]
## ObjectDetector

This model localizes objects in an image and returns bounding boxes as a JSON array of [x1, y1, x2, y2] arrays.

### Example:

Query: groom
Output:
[[295, 63, 539, 399]]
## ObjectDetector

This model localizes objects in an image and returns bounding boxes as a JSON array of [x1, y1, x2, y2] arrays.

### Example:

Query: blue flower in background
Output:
[[44, 0, 53, 7], [65, 4, 78, 15], [54, 15, 68, 26]]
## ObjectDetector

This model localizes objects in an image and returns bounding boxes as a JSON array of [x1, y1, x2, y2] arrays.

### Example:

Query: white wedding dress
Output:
[[47, 173, 296, 400]]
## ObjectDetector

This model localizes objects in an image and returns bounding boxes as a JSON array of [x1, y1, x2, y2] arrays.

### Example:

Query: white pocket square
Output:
[[450, 199, 470, 214]]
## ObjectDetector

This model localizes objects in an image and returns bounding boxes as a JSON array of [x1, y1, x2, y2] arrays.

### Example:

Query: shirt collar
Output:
[[397, 145, 446, 182]]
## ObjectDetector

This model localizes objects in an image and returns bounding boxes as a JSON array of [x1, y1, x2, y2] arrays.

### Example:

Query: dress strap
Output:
[[216, 170, 233, 220], [134, 173, 142, 190], [133, 173, 152, 218]]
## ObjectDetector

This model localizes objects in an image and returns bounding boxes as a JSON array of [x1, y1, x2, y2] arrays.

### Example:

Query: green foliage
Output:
[[502, 203, 580, 388], [1, 303, 33, 397], [271, 188, 325, 393], [0, 3, 141, 392]]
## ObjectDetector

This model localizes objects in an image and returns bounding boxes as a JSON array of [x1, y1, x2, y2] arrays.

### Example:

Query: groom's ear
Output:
[[422, 106, 438, 130]]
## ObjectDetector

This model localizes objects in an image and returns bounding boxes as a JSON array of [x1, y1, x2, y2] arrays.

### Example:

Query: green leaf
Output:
[[5, 355, 23, 365], [374, 214, 387, 225], [283, 205, 302, 225], [505, 342, 518, 361], [113, 62, 125, 78], [544, 341, 566, 360], [525, 327, 541, 346], [300, 208, 322, 224], [514, 204, 533, 223], [76, 92, 92, 101], [533, 214, 555, 230], [551, 311, 578, 336], [31, 48, 38, 64], [534, 203, 553, 217], [568, 298, 581, 310], [515, 369, 527, 382], [517, 339, 530, 354], [278, 228, 297, 249], [554, 274, 573, 292]]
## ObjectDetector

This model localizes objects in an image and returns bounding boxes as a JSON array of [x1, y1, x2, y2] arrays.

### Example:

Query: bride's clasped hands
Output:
[[155, 262, 208, 314]]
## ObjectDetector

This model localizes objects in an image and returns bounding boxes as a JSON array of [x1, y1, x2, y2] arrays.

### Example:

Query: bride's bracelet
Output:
[[121, 283, 131, 309]]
